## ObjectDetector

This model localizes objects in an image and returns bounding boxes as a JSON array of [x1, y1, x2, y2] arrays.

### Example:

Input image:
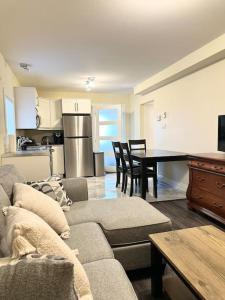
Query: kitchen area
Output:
[[1, 87, 104, 181]]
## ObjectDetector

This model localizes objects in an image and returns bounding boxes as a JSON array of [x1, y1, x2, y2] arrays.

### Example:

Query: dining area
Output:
[[112, 139, 188, 200]]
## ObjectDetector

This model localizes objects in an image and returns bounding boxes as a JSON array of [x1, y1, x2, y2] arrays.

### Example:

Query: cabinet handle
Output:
[[216, 182, 225, 189]]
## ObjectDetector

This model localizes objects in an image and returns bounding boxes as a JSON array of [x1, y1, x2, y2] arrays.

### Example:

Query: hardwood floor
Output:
[[151, 199, 224, 231], [128, 199, 225, 300]]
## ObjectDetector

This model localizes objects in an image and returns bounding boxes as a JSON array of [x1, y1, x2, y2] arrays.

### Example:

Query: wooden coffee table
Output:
[[149, 225, 225, 299]]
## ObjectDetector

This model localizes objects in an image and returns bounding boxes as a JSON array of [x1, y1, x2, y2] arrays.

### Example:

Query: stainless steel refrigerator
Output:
[[63, 115, 94, 177]]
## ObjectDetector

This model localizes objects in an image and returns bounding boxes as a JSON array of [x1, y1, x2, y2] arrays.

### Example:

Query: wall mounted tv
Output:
[[218, 115, 225, 151]]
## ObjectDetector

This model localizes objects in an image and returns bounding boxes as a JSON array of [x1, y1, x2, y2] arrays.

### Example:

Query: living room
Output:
[[0, 1, 225, 300]]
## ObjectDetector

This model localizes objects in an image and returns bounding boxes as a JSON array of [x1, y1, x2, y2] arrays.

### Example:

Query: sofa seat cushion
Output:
[[65, 197, 171, 246], [84, 259, 138, 300], [65, 223, 114, 264]]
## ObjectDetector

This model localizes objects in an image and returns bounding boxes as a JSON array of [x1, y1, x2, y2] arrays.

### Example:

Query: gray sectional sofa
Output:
[[0, 165, 172, 300]]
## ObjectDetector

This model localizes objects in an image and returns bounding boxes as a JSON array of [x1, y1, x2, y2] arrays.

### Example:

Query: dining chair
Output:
[[129, 139, 146, 153], [120, 142, 157, 197], [112, 141, 126, 192], [129, 138, 157, 175]]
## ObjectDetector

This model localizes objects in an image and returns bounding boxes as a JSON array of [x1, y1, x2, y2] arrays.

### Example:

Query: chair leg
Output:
[[146, 178, 149, 192], [130, 177, 134, 197], [124, 175, 128, 194], [153, 175, 158, 198], [116, 170, 121, 187], [135, 178, 138, 192], [121, 172, 125, 192]]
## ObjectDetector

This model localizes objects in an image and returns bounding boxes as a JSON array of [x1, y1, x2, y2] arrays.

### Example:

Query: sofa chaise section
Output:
[[65, 197, 172, 270]]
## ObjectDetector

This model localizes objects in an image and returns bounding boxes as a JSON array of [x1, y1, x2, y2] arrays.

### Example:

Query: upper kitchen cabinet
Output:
[[14, 87, 62, 130], [14, 87, 38, 129], [61, 98, 91, 114], [50, 100, 62, 129], [37, 98, 51, 129], [37, 98, 62, 130]]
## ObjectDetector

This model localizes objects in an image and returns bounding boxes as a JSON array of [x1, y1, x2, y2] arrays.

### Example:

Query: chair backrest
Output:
[[129, 139, 146, 153], [120, 142, 133, 171], [112, 141, 121, 168]]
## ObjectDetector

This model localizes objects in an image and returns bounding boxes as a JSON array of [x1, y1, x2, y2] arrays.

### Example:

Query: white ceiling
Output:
[[1, 0, 225, 92]]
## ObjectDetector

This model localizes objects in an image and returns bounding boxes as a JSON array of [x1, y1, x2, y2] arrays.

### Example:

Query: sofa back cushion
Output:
[[0, 185, 11, 242], [0, 165, 24, 202], [13, 183, 70, 239], [2, 206, 93, 300]]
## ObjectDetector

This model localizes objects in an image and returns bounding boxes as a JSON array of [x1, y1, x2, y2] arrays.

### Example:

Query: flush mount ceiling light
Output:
[[85, 77, 95, 91], [19, 62, 31, 72]]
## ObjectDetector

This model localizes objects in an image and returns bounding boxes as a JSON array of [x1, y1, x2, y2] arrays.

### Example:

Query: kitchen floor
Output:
[[87, 173, 186, 202]]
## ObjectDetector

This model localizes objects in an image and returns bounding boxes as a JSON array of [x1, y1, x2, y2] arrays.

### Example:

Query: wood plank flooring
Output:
[[128, 199, 225, 300]]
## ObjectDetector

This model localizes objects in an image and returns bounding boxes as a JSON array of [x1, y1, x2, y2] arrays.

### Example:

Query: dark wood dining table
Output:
[[131, 149, 188, 199]]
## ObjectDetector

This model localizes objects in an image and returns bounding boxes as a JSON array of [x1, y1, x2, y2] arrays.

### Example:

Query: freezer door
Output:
[[63, 115, 92, 137], [64, 137, 94, 177]]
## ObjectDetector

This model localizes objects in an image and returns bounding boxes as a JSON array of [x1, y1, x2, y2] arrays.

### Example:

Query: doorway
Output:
[[140, 100, 154, 148], [92, 104, 122, 172]]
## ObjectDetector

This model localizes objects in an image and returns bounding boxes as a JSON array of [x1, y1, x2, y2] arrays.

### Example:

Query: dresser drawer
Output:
[[191, 187, 213, 210], [189, 160, 225, 174], [192, 169, 225, 199]]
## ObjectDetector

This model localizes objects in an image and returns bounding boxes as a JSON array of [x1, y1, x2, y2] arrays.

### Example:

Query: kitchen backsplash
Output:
[[16, 129, 63, 144]]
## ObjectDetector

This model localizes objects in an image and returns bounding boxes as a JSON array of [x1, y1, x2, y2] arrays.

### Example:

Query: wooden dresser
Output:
[[187, 153, 225, 224]]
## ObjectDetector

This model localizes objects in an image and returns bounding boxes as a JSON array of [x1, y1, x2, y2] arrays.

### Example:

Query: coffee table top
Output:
[[149, 225, 225, 300]]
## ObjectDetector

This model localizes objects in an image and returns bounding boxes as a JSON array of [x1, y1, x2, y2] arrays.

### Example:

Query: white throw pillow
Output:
[[27, 176, 72, 211], [13, 183, 70, 239], [2, 206, 93, 300]]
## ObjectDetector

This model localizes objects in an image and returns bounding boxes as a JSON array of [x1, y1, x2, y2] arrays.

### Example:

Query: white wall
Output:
[[130, 58, 225, 190], [0, 52, 20, 159]]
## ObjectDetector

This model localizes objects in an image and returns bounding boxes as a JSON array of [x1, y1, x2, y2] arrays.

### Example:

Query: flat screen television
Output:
[[218, 115, 225, 151]]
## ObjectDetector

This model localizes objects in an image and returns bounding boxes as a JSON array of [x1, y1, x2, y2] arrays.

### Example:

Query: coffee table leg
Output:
[[151, 243, 164, 297]]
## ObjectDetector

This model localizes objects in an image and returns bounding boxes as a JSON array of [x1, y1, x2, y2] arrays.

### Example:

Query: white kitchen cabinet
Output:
[[52, 145, 64, 175], [61, 98, 91, 114], [37, 98, 51, 129], [15, 87, 62, 130], [50, 100, 62, 129], [14, 87, 38, 129]]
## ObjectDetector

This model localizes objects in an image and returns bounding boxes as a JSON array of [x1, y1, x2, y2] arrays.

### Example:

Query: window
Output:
[[93, 104, 122, 172], [4, 96, 15, 135]]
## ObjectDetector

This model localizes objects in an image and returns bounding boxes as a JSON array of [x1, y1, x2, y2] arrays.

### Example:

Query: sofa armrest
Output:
[[0, 254, 77, 300], [62, 177, 88, 202]]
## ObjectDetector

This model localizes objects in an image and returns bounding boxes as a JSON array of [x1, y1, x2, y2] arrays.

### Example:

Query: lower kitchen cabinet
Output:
[[1, 154, 51, 181], [51, 145, 65, 176]]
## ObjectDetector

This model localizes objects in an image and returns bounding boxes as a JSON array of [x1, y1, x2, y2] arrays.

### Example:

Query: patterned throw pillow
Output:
[[27, 176, 72, 211]]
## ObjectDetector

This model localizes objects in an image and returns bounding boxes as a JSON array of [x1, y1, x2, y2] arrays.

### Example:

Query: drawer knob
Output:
[[197, 176, 206, 182], [212, 202, 223, 208], [197, 162, 205, 167], [193, 194, 203, 200], [214, 166, 223, 171], [216, 182, 225, 189]]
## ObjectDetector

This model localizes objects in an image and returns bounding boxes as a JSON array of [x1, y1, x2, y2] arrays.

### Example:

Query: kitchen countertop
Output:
[[2, 150, 50, 158]]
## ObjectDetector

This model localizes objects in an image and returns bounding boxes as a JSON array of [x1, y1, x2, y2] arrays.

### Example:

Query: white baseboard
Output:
[[158, 174, 188, 192]]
